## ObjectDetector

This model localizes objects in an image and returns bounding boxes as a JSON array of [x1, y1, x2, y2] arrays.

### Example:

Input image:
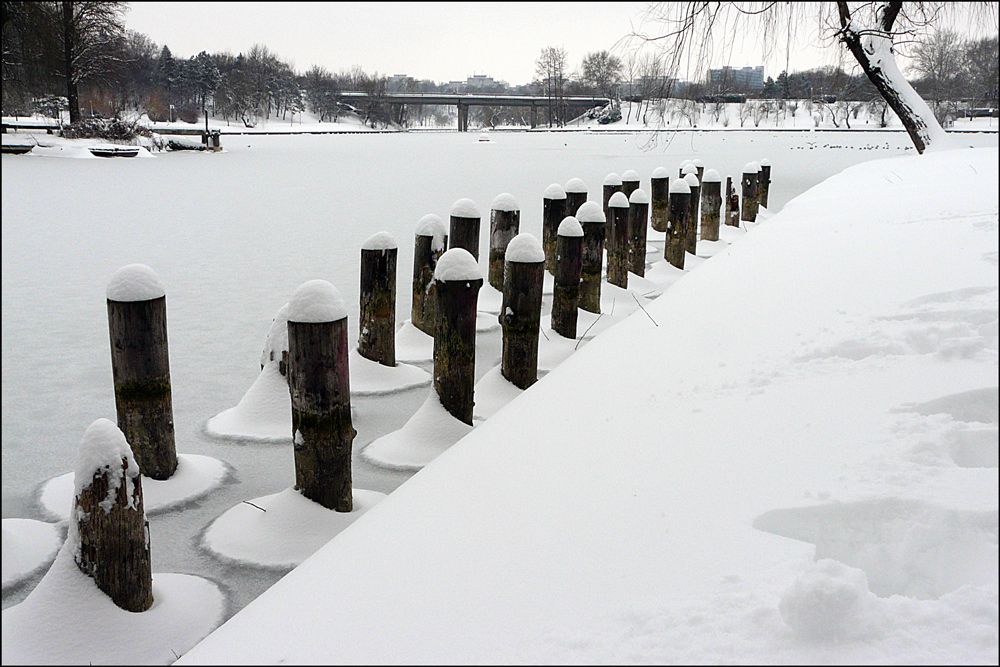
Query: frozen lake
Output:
[[3, 128, 995, 619]]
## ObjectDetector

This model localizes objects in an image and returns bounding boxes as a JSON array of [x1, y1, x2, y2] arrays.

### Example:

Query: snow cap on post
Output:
[[702, 168, 722, 182], [491, 193, 519, 212], [557, 216, 584, 237], [622, 169, 639, 181], [682, 163, 698, 176], [543, 183, 566, 199], [575, 201, 606, 223], [651, 167, 670, 179], [362, 231, 397, 250], [106, 263, 165, 302], [608, 191, 630, 208], [692, 158, 704, 168], [287, 279, 347, 323], [73, 418, 139, 504], [565, 177, 587, 193], [504, 233, 545, 263], [603, 172, 622, 186], [679, 159, 692, 167], [451, 198, 480, 218], [629, 188, 650, 204], [760, 158, 771, 166], [670, 178, 691, 194], [435, 247, 481, 281], [744, 161, 761, 172], [415, 213, 446, 237], [684, 173, 700, 187]]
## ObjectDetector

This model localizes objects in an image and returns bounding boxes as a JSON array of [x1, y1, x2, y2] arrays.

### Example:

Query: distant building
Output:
[[707, 66, 764, 92], [442, 74, 509, 93]]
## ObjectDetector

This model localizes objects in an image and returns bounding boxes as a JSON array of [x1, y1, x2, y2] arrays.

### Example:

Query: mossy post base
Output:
[[742, 170, 758, 222], [412, 232, 447, 335], [107, 296, 177, 480], [450, 215, 481, 261], [552, 233, 583, 339], [75, 456, 153, 612], [628, 200, 649, 277], [288, 318, 355, 512], [665, 191, 690, 270], [489, 208, 520, 290], [686, 182, 700, 256], [607, 203, 629, 289], [759, 164, 771, 209], [359, 246, 396, 366], [580, 219, 605, 314], [700, 181, 722, 242], [542, 196, 566, 273], [650, 176, 668, 233], [435, 276, 483, 425], [501, 259, 544, 390]]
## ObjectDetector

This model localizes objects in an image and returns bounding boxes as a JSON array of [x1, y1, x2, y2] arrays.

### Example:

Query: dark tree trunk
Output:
[[63, 1, 80, 124]]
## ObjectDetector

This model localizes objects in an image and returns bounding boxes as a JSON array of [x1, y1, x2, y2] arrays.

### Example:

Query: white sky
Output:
[[124, 2, 852, 85]]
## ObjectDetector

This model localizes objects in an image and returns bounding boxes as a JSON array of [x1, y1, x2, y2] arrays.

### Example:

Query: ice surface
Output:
[[105, 263, 165, 302], [557, 216, 584, 237], [287, 279, 347, 323], [505, 233, 544, 263]]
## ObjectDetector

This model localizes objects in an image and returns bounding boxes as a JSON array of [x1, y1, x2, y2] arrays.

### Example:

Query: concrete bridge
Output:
[[338, 92, 611, 131]]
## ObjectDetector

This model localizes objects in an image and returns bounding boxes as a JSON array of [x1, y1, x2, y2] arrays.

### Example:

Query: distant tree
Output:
[[908, 29, 964, 106], [962, 35, 998, 109], [303, 65, 340, 122], [535, 45, 567, 126], [761, 76, 776, 98], [581, 49, 623, 98]]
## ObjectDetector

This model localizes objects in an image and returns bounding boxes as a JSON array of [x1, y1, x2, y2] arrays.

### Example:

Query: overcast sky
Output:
[[123, 2, 987, 85]]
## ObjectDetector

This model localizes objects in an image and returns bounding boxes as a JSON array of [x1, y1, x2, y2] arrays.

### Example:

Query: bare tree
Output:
[[55, 1, 128, 124], [535, 46, 567, 126], [630, 2, 999, 153], [581, 49, 623, 98], [908, 28, 964, 112]]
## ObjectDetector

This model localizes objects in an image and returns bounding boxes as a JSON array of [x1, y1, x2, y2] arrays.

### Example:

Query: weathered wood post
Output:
[[725, 175, 740, 227], [542, 183, 567, 273], [575, 201, 606, 314], [411, 214, 448, 336], [287, 280, 355, 512], [488, 193, 520, 290], [434, 248, 482, 425], [607, 191, 630, 289], [758, 158, 772, 209], [359, 232, 397, 366], [742, 161, 760, 222], [650, 167, 670, 233], [678, 159, 692, 179], [692, 158, 705, 183], [628, 188, 650, 277], [564, 177, 588, 220], [500, 234, 545, 390], [683, 172, 701, 256], [700, 169, 723, 242], [73, 418, 153, 612], [106, 264, 177, 481], [449, 198, 481, 260], [621, 169, 640, 201], [552, 217, 584, 339], [665, 178, 691, 270], [602, 172, 622, 228]]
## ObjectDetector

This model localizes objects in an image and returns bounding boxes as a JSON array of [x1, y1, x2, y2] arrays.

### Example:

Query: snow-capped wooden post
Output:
[[692, 158, 705, 183], [564, 177, 588, 220], [542, 183, 567, 273], [500, 234, 545, 390], [411, 214, 448, 336], [621, 169, 640, 201], [700, 169, 723, 242], [106, 264, 177, 481], [665, 178, 691, 270], [73, 418, 153, 613], [359, 232, 397, 367], [758, 159, 771, 209], [576, 201, 606, 314], [607, 191, 630, 288], [650, 167, 669, 233], [552, 217, 584, 339], [488, 193, 520, 290], [683, 172, 701, 256], [287, 280, 355, 512], [678, 159, 691, 179], [742, 162, 760, 222], [602, 172, 622, 229], [434, 249, 482, 425], [725, 176, 740, 227], [628, 188, 650, 277], [449, 198, 481, 261]]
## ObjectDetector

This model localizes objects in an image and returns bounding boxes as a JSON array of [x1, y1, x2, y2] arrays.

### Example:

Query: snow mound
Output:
[[287, 280, 347, 323], [651, 167, 670, 179], [622, 169, 639, 181], [72, 418, 138, 506], [361, 391, 474, 470], [629, 188, 650, 205], [575, 201, 606, 223], [684, 173, 699, 187], [744, 161, 761, 172], [2, 519, 62, 590], [603, 172, 622, 186], [558, 217, 584, 237], [451, 198, 480, 218], [491, 193, 519, 212], [565, 177, 587, 193], [778, 559, 878, 640], [105, 263, 165, 302], [348, 347, 431, 395], [435, 248, 481, 281], [505, 233, 544, 263], [702, 169, 722, 183], [543, 183, 566, 199], [608, 191, 629, 208], [682, 163, 698, 175], [362, 232, 397, 251]]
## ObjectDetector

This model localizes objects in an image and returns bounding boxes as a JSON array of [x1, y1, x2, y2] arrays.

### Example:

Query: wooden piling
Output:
[[628, 188, 650, 277], [488, 193, 520, 290], [759, 159, 771, 209], [434, 249, 483, 425], [359, 232, 397, 367], [621, 169, 640, 201], [542, 183, 567, 274], [602, 172, 623, 228], [607, 191, 630, 288], [449, 198, 481, 260], [683, 172, 700, 256], [564, 177, 588, 220], [741, 162, 760, 222], [665, 178, 691, 270], [73, 418, 153, 612], [552, 217, 584, 339], [678, 160, 692, 179], [106, 264, 177, 481], [692, 158, 705, 183], [650, 167, 670, 233], [287, 280, 355, 512], [725, 176, 740, 227], [700, 169, 722, 242], [411, 214, 448, 336], [575, 201, 606, 314], [500, 234, 545, 390]]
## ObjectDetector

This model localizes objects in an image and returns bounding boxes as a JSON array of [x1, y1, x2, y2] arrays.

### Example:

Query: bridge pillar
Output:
[[457, 103, 469, 132], [531, 105, 537, 129]]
